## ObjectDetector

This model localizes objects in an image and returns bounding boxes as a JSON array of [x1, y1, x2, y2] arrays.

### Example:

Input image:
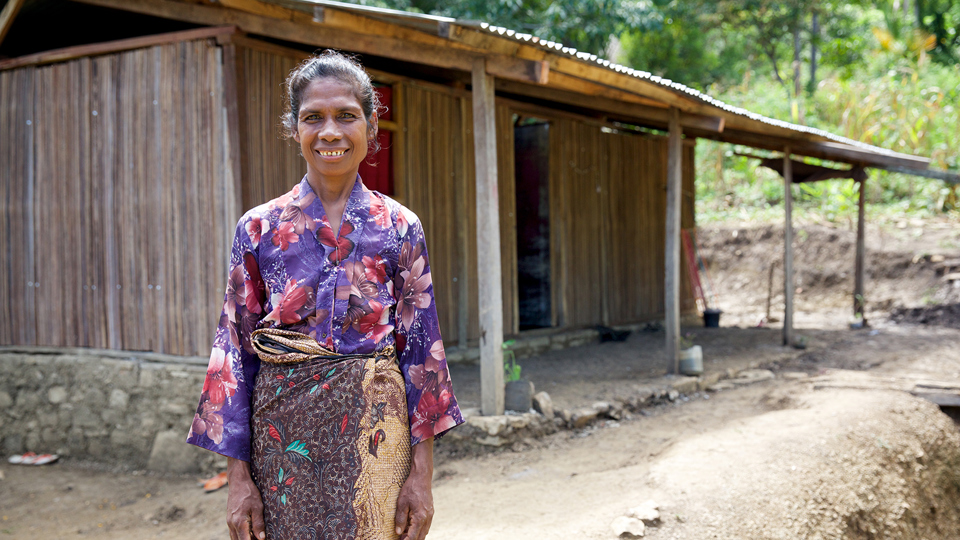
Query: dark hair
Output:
[[282, 50, 384, 153]]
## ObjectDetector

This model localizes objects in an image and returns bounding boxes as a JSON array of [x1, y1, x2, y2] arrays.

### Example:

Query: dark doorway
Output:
[[514, 122, 552, 330]]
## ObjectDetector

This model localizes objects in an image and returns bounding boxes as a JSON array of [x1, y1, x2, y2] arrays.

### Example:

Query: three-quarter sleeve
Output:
[[393, 211, 464, 445], [186, 213, 267, 461]]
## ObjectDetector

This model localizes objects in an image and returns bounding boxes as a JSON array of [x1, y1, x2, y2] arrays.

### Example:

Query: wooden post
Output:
[[783, 149, 794, 346], [665, 107, 682, 372], [472, 58, 504, 416], [854, 176, 867, 322]]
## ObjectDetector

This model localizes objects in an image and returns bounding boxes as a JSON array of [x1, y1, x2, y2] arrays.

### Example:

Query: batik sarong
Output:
[[250, 328, 411, 540]]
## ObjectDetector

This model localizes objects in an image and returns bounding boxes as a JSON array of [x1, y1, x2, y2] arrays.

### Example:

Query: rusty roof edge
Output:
[[270, 0, 929, 167]]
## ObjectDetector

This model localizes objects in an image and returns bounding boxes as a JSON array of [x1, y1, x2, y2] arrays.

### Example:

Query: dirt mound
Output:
[[649, 388, 960, 539], [696, 222, 960, 327], [889, 303, 960, 329]]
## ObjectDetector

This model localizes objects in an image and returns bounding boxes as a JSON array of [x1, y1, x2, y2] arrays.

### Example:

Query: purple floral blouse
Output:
[[186, 176, 463, 462]]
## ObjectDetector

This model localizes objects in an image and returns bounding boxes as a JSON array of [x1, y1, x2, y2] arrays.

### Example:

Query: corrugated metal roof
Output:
[[276, 0, 922, 164]]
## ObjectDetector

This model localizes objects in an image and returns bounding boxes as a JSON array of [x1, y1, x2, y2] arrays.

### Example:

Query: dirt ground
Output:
[[2, 217, 960, 540]]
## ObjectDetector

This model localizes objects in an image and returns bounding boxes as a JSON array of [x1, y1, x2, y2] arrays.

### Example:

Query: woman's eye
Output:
[[303, 114, 320, 121]]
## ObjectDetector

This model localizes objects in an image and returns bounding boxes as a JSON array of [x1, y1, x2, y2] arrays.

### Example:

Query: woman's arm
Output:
[[395, 437, 435, 540], [226, 457, 267, 540]]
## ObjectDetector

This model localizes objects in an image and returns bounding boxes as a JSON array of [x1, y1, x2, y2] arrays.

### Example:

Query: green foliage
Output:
[[617, 1, 749, 90], [502, 339, 522, 382], [696, 55, 960, 223]]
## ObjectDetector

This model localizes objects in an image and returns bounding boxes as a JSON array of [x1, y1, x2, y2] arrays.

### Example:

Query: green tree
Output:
[[343, 0, 659, 57], [616, 1, 749, 90]]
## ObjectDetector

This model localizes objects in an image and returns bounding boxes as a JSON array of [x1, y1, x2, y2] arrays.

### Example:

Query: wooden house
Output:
[[0, 0, 933, 413]]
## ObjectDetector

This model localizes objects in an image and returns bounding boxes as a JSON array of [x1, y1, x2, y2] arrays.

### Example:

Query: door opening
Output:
[[514, 121, 552, 330]]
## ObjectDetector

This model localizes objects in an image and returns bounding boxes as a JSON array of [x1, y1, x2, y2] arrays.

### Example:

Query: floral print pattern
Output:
[[187, 176, 463, 461]]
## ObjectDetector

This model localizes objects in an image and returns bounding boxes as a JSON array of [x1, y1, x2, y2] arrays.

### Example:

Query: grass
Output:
[[695, 52, 960, 226]]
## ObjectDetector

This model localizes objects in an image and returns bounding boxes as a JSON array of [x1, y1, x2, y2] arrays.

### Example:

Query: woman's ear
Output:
[[368, 111, 378, 141]]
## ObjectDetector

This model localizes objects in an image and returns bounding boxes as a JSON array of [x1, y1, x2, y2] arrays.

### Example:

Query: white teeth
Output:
[[319, 150, 345, 156]]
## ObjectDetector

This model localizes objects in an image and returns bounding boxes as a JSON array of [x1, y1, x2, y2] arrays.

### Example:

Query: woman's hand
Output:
[[395, 437, 435, 540], [226, 457, 267, 540]]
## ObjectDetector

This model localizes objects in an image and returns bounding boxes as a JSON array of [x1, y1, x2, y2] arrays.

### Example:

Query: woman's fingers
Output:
[[418, 515, 434, 540], [395, 497, 411, 536], [405, 510, 433, 540], [396, 498, 434, 540], [251, 509, 267, 539], [226, 458, 266, 540]]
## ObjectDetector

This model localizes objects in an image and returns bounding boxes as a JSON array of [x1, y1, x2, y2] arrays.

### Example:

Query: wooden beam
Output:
[[304, 4, 552, 82], [442, 22, 698, 109], [472, 59, 504, 416], [497, 77, 723, 133], [0, 25, 239, 70], [872, 164, 960, 184], [690, 128, 930, 170], [854, 176, 867, 322], [75, 0, 546, 84], [499, 74, 665, 109], [0, 0, 25, 47], [783, 148, 795, 347], [549, 57, 698, 110], [665, 107, 683, 372]]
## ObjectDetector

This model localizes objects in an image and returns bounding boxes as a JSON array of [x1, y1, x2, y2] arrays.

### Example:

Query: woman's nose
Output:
[[318, 118, 341, 140]]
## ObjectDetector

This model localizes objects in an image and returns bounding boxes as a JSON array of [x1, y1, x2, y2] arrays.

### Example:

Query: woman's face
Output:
[[294, 77, 375, 188]]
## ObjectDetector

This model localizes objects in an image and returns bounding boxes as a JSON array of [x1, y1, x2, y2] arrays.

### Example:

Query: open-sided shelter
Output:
[[0, 0, 936, 414]]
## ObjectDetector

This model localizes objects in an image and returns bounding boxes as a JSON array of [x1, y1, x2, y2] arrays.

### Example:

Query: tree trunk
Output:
[[808, 12, 819, 95], [792, 21, 804, 124]]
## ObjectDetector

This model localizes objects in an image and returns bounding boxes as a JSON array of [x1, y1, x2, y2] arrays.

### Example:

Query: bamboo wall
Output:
[[0, 39, 237, 355], [400, 83, 518, 345], [235, 45, 305, 208], [550, 120, 695, 328], [402, 88, 694, 343]]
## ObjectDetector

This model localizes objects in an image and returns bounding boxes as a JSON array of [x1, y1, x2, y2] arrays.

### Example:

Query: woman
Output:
[[187, 51, 463, 540]]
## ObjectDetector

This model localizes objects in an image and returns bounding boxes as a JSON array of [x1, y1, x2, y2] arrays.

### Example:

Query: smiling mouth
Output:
[[318, 150, 346, 157]]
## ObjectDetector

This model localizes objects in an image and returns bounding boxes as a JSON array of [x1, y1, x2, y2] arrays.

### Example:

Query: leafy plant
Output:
[[680, 333, 696, 350], [502, 339, 522, 382]]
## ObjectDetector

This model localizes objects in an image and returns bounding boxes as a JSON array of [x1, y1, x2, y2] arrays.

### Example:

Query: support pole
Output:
[[783, 149, 794, 346], [472, 58, 504, 416], [854, 176, 867, 322], [665, 108, 683, 372]]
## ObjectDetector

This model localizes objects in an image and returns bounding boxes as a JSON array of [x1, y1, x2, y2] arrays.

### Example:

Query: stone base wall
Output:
[[0, 347, 224, 474]]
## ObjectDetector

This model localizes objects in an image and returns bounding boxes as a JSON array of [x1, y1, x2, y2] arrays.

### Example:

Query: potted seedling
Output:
[[502, 340, 534, 412], [678, 333, 703, 376]]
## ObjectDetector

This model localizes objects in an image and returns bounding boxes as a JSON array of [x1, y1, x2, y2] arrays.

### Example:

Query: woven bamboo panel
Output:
[[550, 118, 607, 327], [0, 66, 36, 346], [551, 120, 697, 328], [400, 83, 517, 345], [0, 39, 235, 355], [236, 46, 305, 208]]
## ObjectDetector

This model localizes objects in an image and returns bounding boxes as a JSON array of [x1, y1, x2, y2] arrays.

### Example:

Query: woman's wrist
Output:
[[227, 457, 253, 482], [408, 437, 434, 482]]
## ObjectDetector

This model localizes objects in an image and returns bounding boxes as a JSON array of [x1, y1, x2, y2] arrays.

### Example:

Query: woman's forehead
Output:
[[300, 77, 363, 110]]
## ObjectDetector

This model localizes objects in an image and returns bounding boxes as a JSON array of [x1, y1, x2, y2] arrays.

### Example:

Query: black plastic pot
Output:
[[703, 308, 722, 328], [505, 380, 534, 412]]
